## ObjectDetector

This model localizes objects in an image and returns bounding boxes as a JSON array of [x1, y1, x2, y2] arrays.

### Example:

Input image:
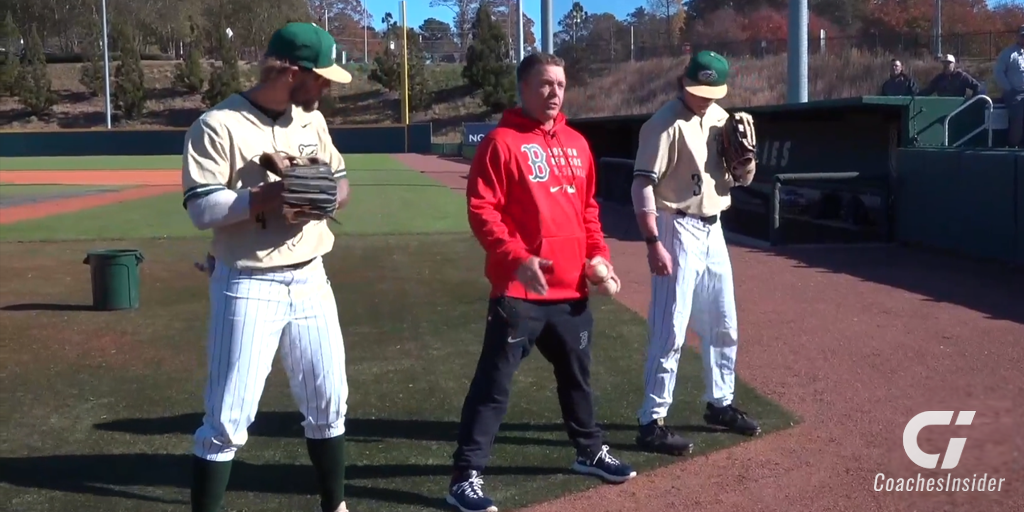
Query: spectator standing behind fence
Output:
[[994, 25, 1024, 148], [880, 59, 919, 96], [919, 55, 986, 98]]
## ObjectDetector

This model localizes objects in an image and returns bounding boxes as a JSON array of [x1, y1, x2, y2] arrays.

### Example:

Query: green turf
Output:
[[0, 193, 202, 241], [0, 235, 796, 512], [0, 156, 467, 241], [0, 184, 126, 197]]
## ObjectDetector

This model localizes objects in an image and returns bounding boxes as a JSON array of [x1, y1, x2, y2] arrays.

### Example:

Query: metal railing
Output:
[[943, 95, 994, 147]]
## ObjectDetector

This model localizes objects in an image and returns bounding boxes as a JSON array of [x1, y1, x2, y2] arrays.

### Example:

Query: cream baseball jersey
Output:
[[182, 93, 346, 269], [633, 98, 733, 217]]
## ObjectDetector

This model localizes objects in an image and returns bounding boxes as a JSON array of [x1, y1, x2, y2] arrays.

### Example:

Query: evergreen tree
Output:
[[78, 12, 106, 98], [463, 5, 516, 112], [112, 24, 146, 120], [369, 13, 430, 112], [368, 14, 402, 92], [173, 41, 205, 94], [405, 36, 430, 112], [0, 11, 21, 97], [17, 25, 56, 115], [203, 26, 241, 108]]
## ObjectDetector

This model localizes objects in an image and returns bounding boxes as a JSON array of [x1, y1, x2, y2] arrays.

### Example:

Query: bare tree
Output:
[[429, 0, 479, 61]]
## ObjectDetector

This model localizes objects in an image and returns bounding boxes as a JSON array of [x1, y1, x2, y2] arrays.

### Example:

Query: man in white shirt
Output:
[[995, 25, 1024, 148]]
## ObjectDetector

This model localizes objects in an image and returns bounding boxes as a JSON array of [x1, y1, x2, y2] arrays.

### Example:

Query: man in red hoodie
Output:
[[446, 52, 636, 512]]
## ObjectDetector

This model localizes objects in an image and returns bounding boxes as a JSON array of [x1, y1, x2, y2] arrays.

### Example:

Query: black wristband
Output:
[[644, 235, 659, 245]]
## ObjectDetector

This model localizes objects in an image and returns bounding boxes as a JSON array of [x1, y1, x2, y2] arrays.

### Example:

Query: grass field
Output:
[[0, 184, 126, 197], [0, 154, 795, 512]]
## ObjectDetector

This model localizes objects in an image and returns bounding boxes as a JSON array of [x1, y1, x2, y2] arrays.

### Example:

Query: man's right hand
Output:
[[647, 241, 673, 276], [516, 256, 553, 295], [249, 181, 285, 218]]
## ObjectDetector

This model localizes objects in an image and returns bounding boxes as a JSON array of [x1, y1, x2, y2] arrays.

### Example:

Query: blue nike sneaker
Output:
[[446, 469, 498, 512], [571, 444, 637, 483]]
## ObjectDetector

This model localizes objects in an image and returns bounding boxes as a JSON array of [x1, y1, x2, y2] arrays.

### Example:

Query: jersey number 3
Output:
[[691, 173, 702, 196]]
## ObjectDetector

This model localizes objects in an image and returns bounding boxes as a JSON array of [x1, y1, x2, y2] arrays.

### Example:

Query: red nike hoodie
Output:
[[466, 107, 611, 301]]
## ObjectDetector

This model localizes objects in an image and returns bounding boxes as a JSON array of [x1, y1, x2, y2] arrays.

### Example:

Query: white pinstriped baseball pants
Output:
[[193, 256, 348, 462], [637, 213, 739, 425]]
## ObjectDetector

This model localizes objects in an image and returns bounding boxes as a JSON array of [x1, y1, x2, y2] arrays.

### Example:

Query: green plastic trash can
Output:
[[82, 249, 145, 311]]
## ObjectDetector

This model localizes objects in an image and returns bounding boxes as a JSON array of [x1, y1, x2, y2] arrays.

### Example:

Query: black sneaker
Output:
[[446, 470, 497, 512], [571, 445, 637, 483], [636, 418, 694, 455], [703, 403, 761, 436]]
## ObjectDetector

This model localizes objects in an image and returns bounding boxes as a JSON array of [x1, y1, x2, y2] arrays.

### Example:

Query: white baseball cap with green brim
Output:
[[265, 22, 352, 84]]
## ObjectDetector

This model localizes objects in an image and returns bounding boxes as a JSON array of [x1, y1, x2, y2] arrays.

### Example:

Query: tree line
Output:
[[548, 0, 1024, 67], [1, 0, 1021, 123]]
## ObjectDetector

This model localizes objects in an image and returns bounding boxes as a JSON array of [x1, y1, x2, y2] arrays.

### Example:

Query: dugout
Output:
[[573, 95, 1012, 250]]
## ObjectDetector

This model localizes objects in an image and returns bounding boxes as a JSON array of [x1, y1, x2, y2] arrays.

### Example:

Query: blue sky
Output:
[[363, 0, 1021, 30], [363, 0, 636, 30]]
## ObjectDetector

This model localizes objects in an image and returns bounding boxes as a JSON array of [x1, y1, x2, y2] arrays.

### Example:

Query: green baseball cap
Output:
[[682, 50, 729, 99], [265, 22, 352, 84]]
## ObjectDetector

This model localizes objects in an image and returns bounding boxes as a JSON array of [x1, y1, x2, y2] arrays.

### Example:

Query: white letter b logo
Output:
[[903, 411, 975, 469]]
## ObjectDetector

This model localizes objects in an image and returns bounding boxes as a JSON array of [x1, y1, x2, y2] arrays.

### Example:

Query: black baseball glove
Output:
[[720, 112, 757, 186], [258, 151, 339, 224]]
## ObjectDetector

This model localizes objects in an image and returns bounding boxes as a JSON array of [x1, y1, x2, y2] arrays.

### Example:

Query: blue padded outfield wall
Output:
[[0, 123, 433, 157]]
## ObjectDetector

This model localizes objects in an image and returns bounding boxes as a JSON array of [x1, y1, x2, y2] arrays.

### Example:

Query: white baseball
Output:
[[591, 262, 609, 280], [596, 276, 619, 295]]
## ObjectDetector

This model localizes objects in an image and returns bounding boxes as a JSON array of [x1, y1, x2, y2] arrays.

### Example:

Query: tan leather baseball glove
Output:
[[720, 112, 757, 186]]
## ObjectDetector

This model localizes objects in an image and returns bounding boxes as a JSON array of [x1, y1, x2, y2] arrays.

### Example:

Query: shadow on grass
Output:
[[0, 453, 464, 509], [94, 412, 723, 451], [1, 302, 96, 312]]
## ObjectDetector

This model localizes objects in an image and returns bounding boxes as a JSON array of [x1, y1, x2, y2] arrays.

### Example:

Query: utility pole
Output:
[[787, 0, 808, 103], [630, 25, 634, 61], [101, 0, 111, 129]]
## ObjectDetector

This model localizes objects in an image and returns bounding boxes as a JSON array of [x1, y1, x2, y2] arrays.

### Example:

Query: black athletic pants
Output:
[[452, 295, 604, 471]]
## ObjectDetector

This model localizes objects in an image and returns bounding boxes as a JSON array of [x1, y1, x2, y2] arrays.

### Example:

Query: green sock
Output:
[[191, 456, 233, 512], [306, 436, 346, 512]]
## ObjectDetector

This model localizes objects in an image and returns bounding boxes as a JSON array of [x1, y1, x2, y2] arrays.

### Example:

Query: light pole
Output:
[[786, 0, 808, 103], [541, 0, 552, 53], [517, 0, 524, 62]]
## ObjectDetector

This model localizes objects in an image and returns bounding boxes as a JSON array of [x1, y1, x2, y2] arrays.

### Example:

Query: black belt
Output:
[[268, 258, 315, 271], [675, 210, 718, 225]]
